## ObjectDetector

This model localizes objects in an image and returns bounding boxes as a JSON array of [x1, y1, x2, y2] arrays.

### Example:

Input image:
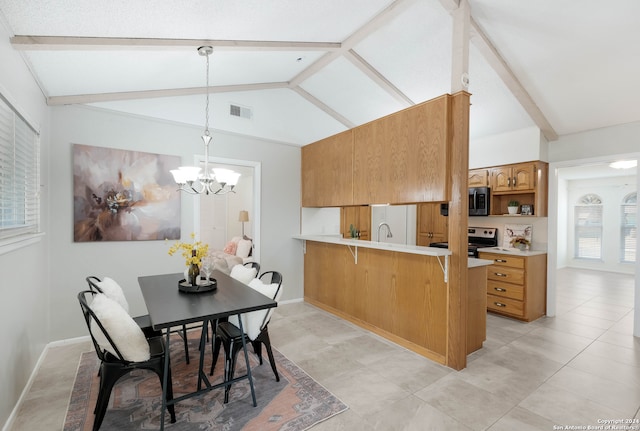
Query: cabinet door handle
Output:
[[494, 287, 506, 292], [494, 272, 507, 277], [495, 259, 507, 263], [507, 177, 511, 187], [494, 302, 507, 307], [513, 176, 516, 187]]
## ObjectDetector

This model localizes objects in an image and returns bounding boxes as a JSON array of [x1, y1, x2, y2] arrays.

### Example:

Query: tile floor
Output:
[[8, 268, 640, 430]]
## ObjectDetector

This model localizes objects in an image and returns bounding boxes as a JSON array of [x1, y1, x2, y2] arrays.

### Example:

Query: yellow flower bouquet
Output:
[[167, 233, 209, 266]]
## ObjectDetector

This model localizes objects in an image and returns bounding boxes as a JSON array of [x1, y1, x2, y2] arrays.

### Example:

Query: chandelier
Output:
[[170, 46, 240, 195]]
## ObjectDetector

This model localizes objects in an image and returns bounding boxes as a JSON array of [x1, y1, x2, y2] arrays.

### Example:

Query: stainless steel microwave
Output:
[[469, 187, 490, 216], [438, 186, 491, 217]]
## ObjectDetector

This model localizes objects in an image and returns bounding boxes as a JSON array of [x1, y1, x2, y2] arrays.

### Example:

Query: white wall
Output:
[[469, 126, 547, 168], [549, 121, 640, 162], [0, 20, 51, 427], [48, 105, 303, 341]]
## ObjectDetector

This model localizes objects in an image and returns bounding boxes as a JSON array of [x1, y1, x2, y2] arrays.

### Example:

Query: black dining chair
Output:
[[210, 271, 282, 403], [86, 276, 161, 338], [86, 276, 193, 364], [77, 290, 176, 430], [243, 261, 261, 276]]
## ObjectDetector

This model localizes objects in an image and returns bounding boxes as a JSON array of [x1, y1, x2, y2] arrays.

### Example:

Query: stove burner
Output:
[[429, 227, 498, 258]]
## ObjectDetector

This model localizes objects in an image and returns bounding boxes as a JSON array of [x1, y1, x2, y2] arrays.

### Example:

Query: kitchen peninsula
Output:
[[295, 235, 492, 362], [300, 92, 473, 369]]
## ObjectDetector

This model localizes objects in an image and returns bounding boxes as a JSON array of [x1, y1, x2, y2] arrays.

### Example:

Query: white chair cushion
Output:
[[96, 277, 130, 313], [229, 277, 282, 340], [235, 239, 252, 259], [229, 264, 257, 285], [89, 294, 150, 362]]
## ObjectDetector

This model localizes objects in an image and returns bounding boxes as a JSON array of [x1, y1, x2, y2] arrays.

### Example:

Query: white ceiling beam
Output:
[[289, 0, 419, 87], [344, 49, 414, 106], [291, 87, 355, 129], [469, 18, 558, 141], [46, 82, 288, 106], [10, 35, 341, 51]]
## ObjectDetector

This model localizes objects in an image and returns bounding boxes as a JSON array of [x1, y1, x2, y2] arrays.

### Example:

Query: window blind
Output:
[[574, 204, 602, 260], [620, 193, 637, 263], [0, 95, 40, 240]]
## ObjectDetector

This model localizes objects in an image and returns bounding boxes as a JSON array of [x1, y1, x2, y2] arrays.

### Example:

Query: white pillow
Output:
[[96, 277, 130, 314], [229, 277, 282, 340], [89, 294, 150, 362], [230, 264, 257, 285], [235, 239, 252, 259]]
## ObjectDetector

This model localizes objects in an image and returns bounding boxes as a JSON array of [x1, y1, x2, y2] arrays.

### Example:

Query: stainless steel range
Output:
[[429, 227, 498, 257]]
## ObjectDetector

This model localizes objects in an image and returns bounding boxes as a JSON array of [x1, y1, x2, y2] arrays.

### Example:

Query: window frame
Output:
[[573, 193, 603, 261], [620, 192, 637, 264], [0, 93, 42, 254]]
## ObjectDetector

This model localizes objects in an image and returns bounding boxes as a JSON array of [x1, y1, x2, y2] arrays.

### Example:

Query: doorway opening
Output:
[[548, 154, 639, 335], [193, 157, 261, 264]]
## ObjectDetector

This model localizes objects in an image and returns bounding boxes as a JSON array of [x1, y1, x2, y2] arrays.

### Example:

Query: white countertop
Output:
[[293, 234, 452, 257], [477, 247, 547, 257], [468, 258, 494, 268]]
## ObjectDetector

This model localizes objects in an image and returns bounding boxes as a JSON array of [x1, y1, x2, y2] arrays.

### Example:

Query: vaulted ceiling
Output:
[[1, 0, 639, 147]]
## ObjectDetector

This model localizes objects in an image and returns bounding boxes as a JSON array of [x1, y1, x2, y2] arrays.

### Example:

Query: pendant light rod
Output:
[[170, 46, 240, 195]]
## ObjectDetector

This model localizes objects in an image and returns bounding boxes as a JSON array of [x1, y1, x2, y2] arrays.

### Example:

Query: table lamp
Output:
[[239, 210, 249, 236]]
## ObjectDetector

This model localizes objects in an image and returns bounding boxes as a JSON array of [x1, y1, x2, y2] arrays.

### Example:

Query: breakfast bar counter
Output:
[[297, 235, 490, 363]]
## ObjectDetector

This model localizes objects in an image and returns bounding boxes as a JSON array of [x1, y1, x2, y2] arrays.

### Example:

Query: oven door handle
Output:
[[471, 190, 477, 210]]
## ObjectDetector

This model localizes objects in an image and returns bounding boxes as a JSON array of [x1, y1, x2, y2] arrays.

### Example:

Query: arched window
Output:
[[574, 194, 603, 260], [620, 192, 637, 263]]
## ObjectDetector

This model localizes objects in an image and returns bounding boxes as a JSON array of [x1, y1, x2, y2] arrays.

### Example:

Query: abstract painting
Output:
[[73, 144, 181, 242]]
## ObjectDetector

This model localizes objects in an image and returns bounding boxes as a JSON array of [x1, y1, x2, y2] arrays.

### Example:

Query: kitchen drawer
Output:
[[487, 294, 524, 317], [479, 253, 525, 269], [487, 266, 524, 285], [487, 280, 524, 301]]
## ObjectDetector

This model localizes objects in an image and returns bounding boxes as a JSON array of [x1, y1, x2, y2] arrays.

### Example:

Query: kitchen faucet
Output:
[[377, 222, 393, 242]]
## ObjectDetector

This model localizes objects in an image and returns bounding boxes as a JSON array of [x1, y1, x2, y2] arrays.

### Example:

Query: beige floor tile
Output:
[[323, 367, 411, 418], [567, 350, 640, 387], [487, 406, 557, 431], [368, 394, 473, 431], [8, 268, 637, 430], [415, 374, 517, 431], [546, 365, 640, 416], [366, 349, 452, 394], [520, 382, 628, 426]]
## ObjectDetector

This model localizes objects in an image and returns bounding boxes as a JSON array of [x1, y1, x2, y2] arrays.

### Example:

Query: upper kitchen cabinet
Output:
[[468, 169, 489, 187], [352, 96, 451, 205], [490, 162, 536, 192], [489, 161, 549, 216], [301, 130, 354, 207]]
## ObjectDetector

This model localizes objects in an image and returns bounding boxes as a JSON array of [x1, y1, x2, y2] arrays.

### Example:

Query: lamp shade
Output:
[[238, 210, 249, 222]]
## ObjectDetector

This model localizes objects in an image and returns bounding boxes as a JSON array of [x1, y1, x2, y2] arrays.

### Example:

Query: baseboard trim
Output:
[[1, 336, 90, 431]]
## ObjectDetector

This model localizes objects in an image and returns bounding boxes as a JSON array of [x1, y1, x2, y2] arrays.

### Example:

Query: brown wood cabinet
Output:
[[478, 251, 547, 322], [468, 169, 489, 187], [490, 163, 536, 192], [416, 202, 448, 245], [352, 96, 451, 205], [478, 161, 548, 216], [340, 205, 371, 240], [303, 240, 449, 364], [301, 130, 353, 207], [467, 266, 487, 353]]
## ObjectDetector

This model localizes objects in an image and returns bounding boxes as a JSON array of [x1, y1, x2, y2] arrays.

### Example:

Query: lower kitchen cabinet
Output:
[[478, 251, 547, 322]]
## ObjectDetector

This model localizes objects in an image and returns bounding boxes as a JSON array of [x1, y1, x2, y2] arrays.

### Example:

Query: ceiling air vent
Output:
[[229, 103, 252, 119]]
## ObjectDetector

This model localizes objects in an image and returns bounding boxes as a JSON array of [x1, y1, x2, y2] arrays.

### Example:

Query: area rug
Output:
[[64, 333, 347, 430]]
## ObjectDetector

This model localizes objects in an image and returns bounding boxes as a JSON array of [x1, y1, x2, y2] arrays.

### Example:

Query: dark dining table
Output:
[[138, 270, 277, 430]]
